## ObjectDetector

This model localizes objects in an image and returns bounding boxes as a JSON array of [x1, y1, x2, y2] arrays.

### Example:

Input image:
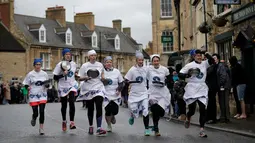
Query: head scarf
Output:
[[189, 49, 196, 56], [62, 48, 71, 56], [150, 54, 160, 61], [104, 56, 112, 63], [33, 58, 42, 66], [135, 50, 144, 59], [88, 50, 97, 56]]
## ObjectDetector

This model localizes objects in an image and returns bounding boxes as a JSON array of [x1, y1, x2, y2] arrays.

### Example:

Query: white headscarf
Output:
[[87, 50, 97, 56], [135, 50, 144, 59], [150, 54, 160, 61]]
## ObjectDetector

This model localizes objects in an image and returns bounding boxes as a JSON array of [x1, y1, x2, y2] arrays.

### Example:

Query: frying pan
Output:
[[87, 69, 100, 78], [152, 81, 164, 87], [61, 61, 71, 80]]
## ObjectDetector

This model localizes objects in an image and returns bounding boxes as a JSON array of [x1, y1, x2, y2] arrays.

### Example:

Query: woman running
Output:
[[103, 56, 125, 132], [147, 54, 171, 136], [124, 50, 150, 136], [53, 48, 79, 131], [179, 50, 213, 138], [77, 50, 107, 136], [23, 58, 49, 135]]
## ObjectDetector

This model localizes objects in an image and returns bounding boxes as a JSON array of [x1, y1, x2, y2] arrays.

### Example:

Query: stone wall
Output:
[[0, 52, 26, 81]]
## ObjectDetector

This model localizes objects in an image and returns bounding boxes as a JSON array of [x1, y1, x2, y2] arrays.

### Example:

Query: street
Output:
[[0, 103, 254, 143]]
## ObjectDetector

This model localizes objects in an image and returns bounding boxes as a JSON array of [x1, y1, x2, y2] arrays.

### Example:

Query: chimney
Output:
[[123, 27, 131, 37], [74, 12, 95, 30], [0, 0, 14, 29], [112, 19, 122, 31], [46, 6, 66, 27]]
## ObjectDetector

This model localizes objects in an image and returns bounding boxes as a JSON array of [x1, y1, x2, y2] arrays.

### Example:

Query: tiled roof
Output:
[[14, 14, 139, 54]]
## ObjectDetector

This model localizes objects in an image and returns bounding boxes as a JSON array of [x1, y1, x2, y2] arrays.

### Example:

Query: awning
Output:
[[233, 25, 255, 48]]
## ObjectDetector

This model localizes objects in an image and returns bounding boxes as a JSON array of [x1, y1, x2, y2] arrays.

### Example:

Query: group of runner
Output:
[[23, 48, 212, 138]]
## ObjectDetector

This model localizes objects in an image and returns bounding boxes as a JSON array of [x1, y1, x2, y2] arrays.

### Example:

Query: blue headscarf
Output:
[[33, 58, 42, 66], [62, 48, 71, 56], [189, 49, 196, 56], [104, 56, 112, 63]]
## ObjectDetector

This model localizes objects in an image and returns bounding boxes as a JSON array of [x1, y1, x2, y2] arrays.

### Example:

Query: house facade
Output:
[[0, 0, 143, 81]]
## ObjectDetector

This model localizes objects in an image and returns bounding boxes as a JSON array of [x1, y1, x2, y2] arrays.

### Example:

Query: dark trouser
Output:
[[150, 104, 165, 131], [206, 90, 217, 121], [32, 103, 46, 124], [61, 92, 76, 121], [143, 115, 150, 129], [86, 96, 103, 128], [233, 86, 241, 114], [105, 101, 119, 116], [177, 98, 186, 115], [218, 89, 230, 120], [187, 100, 206, 128]]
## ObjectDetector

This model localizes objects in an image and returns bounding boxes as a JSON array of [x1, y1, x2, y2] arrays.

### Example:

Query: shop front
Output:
[[232, 2, 255, 105]]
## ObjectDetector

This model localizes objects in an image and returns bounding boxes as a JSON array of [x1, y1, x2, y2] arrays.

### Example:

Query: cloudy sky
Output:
[[14, 0, 152, 47]]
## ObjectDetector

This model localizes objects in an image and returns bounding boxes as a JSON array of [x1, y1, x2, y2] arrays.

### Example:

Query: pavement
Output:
[[0, 103, 254, 143], [168, 111, 255, 138]]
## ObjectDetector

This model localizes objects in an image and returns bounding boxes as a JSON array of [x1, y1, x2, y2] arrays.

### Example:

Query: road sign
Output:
[[161, 35, 173, 44]]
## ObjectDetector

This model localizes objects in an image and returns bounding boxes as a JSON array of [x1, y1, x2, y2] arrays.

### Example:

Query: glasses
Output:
[[35, 64, 41, 66]]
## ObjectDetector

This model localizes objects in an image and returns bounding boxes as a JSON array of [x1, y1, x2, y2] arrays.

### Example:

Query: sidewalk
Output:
[[167, 112, 255, 138]]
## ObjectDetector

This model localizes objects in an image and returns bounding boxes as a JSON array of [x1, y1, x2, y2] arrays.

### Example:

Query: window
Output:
[[40, 53, 50, 70], [217, 4, 231, 14], [40, 30, 45, 42], [162, 31, 173, 52], [66, 28, 72, 45], [217, 39, 232, 62], [66, 33, 71, 44], [117, 58, 124, 72], [115, 35, 120, 50], [161, 0, 172, 17], [72, 55, 80, 67], [39, 24, 46, 43], [92, 36, 97, 47], [92, 32, 98, 48]]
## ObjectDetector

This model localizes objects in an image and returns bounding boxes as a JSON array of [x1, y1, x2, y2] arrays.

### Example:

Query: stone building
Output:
[[151, 0, 177, 66], [0, 0, 144, 81], [0, 21, 26, 81]]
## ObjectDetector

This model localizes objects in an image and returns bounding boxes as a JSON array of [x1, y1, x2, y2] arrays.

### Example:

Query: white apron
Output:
[[180, 61, 209, 106], [53, 61, 78, 97], [103, 68, 124, 107], [125, 65, 149, 118], [147, 65, 171, 113], [76, 61, 105, 101], [23, 70, 49, 106]]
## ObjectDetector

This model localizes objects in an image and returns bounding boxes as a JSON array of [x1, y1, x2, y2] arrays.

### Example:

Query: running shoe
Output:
[[96, 128, 107, 136], [154, 127, 161, 136], [111, 116, 116, 124], [184, 120, 190, 129], [31, 115, 36, 127], [128, 117, 134, 125], [144, 129, 151, 136], [70, 121, 76, 130], [62, 121, 67, 131], [39, 128, 44, 135], [88, 126, 94, 135], [107, 124, 112, 132], [199, 130, 208, 138]]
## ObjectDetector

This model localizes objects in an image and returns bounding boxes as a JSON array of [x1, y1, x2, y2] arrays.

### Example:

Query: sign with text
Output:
[[214, 0, 241, 5], [161, 35, 173, 44], [232, 3, 255, 25]]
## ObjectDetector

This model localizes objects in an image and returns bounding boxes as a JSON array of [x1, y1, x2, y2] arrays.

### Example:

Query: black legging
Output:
[[32, 103, 46, 124], [150, 104, 165, 130], [86, 96, 103, 127], [187, 100, 206, 128], [105, 101, 119, 116], [61, 92, 75, 121]]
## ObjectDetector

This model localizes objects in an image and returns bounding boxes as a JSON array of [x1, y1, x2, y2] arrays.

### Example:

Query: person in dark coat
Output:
[[229, 56, 247, 119]]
